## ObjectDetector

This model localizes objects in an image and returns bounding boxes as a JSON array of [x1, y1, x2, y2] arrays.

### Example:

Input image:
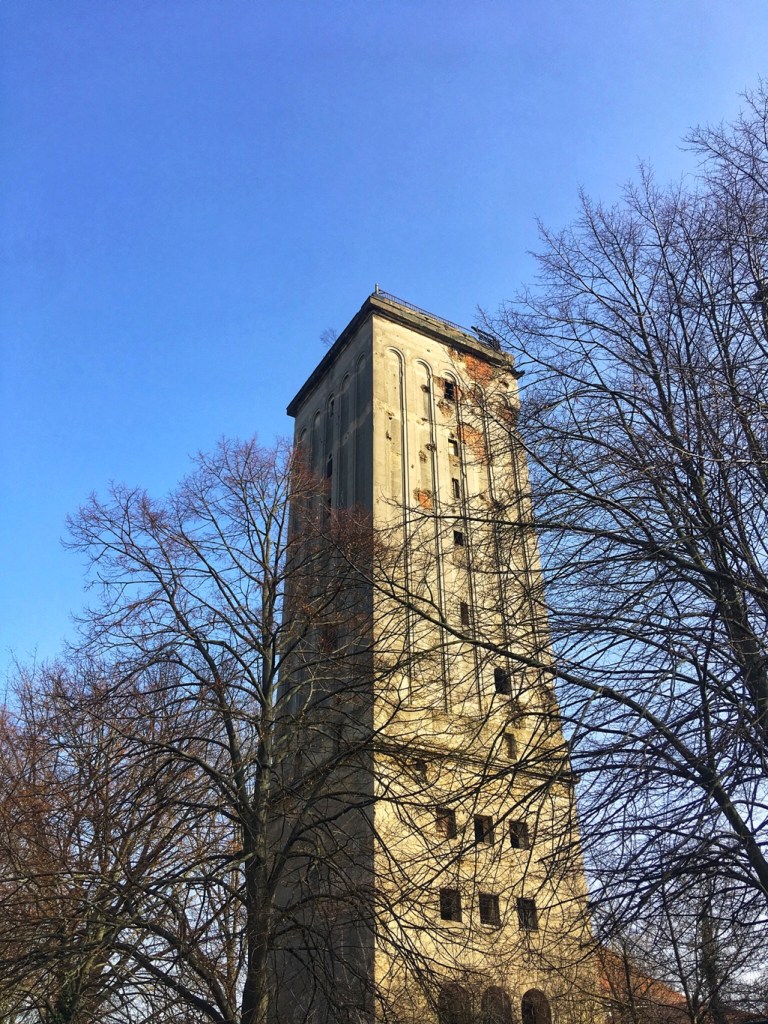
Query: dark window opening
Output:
[[517, 897, 539, 931], [319, 627, 338, 653], [509, 821, 530, 850], [324, 455, 334, 506], [412, 758, 428, 781], [439, 888, 462, 922], [436, 807, 457, 839], [460, 601, 471, 627], [451, 477, 461, 499], [328, 396, 335, 416], [481, 987, 513, 1024], [453, 530, 465, 548], [444, 380, 456, 401], [474, 814, 494, 845], [479, 892, 501, 926], [449, 437, 460, 457], [521, 990, 551, 1024], [331, 722, 344, 754], [494, 667, 511, 694], [319, 626, 342, 651], [438, 984, 472, 1024], [504, 733, 518, 759]]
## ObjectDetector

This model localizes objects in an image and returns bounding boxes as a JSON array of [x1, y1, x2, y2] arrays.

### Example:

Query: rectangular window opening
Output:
[[319, 627, 338, 653], [439, 888, 462, 922], [517, 897, 539, 931], [435, 807, 457, 839], [509, 821, 530, 850], [460, 601, 471, 627], [504, 733, 518, 759], [453, 530, 465, 548], [449, 437, 460, 457], [474, 814, 495, 845], [451, 477, 461, 499], [479, 893, 501, 926], [494, 666, 511, 694], [443, 380, 456, 401], [331, 722, 345, 754]]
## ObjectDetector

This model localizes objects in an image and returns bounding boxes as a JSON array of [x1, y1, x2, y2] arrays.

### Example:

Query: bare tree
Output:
[[0, 661, 201, 1024], [55, 420, 599, 1024], [63, 439, 400, 1024], [478, 85, 768, 951], [595, 870, 767, 1024]]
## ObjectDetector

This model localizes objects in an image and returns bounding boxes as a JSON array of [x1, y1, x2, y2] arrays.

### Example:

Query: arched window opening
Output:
[[482, 986, 514, 1024], [437, 984, 472, 1024], [521, 989, 551, 1024]]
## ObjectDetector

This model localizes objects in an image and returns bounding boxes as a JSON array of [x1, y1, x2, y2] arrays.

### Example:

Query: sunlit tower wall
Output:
[[278, 292, 597, 1024]]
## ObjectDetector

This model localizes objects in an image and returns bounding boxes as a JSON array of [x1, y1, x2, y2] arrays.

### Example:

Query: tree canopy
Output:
[[485, 84, 768, 972]]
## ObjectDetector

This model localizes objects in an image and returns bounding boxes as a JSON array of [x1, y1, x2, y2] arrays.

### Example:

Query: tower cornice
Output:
[[286, 291, 515, 418]]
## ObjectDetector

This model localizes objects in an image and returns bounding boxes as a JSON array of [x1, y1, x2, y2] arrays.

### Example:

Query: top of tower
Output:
[[286, 289, 514, 418], [371, 286, 501, 347]]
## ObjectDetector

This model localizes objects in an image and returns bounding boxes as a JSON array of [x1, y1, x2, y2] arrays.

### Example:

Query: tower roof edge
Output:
[[286, 291, 515, 419]]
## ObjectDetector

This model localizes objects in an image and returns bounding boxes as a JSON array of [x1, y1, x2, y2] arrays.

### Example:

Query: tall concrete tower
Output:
[[279, 292, 595, 1024]]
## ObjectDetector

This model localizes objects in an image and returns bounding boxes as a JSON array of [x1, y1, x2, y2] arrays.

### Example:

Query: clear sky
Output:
[[2, 0, 767, 680]]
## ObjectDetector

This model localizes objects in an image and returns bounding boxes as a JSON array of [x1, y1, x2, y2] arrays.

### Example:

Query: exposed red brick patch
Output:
[[457, 424, 487, 463], [463, 353, 495, 384]]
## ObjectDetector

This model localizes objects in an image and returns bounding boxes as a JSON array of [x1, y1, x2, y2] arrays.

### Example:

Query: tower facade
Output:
[[280, 292, 596, 1024]]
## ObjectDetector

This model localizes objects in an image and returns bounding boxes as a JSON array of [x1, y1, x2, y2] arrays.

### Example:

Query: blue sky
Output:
[[2, 0, 768, 679]]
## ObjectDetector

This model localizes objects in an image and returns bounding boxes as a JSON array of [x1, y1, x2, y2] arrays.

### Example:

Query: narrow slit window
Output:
[[504, 733, 518, 759], [453, 530, 465, 548], [325, 455, 333, 506], [460, 601, 471, 627], [479, 893, 501, 926], [449, 437, 460, 457], [436, 807, 457, 839], [451, 477, 461, 499], [439, 888, 462, 922], [517, 897, 539, 931], [509, 821, 530, 850], [474, 815, 494, 845]]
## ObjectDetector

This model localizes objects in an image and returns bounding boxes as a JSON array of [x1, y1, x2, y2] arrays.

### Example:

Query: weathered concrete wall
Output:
[[278, 294, 598, 1024]]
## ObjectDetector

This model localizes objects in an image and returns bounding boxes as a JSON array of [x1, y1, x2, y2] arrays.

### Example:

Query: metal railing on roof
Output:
[[371, 286, 501, 350]]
